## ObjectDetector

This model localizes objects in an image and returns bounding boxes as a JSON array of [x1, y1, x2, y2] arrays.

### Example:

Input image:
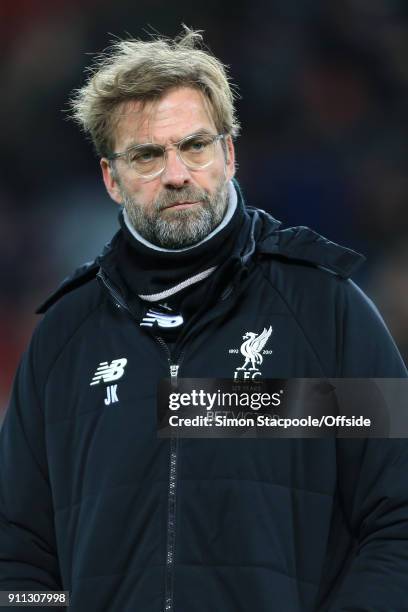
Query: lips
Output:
[[164, 200, 199, 209]]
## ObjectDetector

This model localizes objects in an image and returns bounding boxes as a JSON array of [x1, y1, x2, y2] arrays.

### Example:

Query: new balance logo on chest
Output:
[[90, 358, 127, 405], [90, 358, 127, 385]]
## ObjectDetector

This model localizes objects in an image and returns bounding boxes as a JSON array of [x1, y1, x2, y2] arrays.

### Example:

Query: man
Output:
[[1, 28, 407, 612]]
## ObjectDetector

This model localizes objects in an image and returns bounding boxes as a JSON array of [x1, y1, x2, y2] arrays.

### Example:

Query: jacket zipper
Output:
[[98, 269, 183, 611], [165, 420, 178, 612], [154, 337, 183, 612]]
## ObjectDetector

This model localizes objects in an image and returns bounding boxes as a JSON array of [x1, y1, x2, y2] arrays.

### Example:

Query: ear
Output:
[[224, 135, 236, 181], [100, 158, 123, 205]]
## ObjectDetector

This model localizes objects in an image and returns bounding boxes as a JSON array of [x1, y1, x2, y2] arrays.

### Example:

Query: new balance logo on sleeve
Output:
[[90, 358, 128, 386]]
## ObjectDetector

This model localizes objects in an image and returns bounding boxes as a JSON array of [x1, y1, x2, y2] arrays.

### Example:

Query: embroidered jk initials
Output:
[[104, 384, 119, 405]]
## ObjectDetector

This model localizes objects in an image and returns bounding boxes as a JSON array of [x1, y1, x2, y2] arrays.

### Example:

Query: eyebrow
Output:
[[123, 128, 215, 149]]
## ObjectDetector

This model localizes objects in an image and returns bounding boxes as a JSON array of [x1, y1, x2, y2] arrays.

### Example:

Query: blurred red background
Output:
[[1, 0, 408, 416]]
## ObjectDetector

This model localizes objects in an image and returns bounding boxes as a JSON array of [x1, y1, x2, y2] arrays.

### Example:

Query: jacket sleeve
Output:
[[323, 280, 408, 610], [0, 331, 63, 593], [325, 437, 408, 611]]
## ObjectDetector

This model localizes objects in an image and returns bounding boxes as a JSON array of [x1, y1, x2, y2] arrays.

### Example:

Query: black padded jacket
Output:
[[0, 203, 407, 612]]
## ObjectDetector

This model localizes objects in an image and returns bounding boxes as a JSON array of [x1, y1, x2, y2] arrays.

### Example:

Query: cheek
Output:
[[195, 162, 226, 190], [122, 177, 160, 207]]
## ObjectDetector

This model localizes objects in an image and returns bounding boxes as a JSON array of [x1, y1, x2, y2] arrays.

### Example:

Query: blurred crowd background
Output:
[[1, 0, 408, 414]]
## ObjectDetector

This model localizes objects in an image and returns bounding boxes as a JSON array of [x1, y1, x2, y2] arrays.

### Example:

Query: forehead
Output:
[[113, 87, 217, 149]]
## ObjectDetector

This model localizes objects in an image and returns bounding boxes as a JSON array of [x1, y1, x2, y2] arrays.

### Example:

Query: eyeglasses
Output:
[[108, 132, 225, 179]]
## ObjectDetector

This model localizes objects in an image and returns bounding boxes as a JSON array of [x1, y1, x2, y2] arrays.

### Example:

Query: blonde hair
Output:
[[70, 27, 240, 157]]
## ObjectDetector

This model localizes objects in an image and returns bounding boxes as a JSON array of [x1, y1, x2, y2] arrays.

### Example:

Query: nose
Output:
[[160, 148, 191, 188]]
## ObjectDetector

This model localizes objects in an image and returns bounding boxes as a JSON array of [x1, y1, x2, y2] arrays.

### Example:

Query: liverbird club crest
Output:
[[229, 326, 273, 379]]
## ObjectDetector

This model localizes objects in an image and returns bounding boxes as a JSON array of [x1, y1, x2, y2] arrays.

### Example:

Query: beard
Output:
[[120, 177, 229, 249]]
